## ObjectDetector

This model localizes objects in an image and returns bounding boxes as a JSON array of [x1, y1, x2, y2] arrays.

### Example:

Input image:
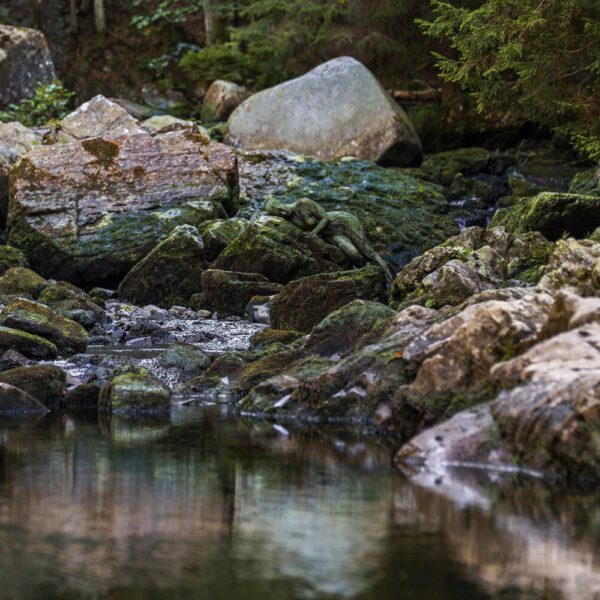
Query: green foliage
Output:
[[180, 0, 350, 87], [0, 81, 75, 127], [179, 43, 257, 85], [420, 0, 600, 158]]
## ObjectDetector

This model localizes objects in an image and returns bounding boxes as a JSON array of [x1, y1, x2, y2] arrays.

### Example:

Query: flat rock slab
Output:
[[226, 57, 422, 166], [8, 130, 239, 286]]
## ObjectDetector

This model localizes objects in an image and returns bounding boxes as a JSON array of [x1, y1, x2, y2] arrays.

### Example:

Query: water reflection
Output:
[[0, 407, 597, 599]]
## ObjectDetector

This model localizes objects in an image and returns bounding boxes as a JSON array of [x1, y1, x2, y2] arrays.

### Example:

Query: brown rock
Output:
[[8, 130, 239, 286]]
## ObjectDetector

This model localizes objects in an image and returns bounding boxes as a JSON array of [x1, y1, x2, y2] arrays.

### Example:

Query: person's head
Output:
[[265, 197, 291, 217]]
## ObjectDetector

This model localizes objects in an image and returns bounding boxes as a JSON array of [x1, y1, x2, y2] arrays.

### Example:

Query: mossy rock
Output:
[[304, 300, 396, 357], [239, 153, 458, 267], [270, 266, 386, 333], [490, 192, 600, 240], [212, 216, 349, 284], [99, 372, 171, 414], [63, 383, 101, 410], [198, 218, 248, 261], [0, 382, 48, 415], [0, 325, 57, 359], [0, 267, 47, 298], [0, 349, 28, 372], [38, 281, 105, 326], [0, 298, 88, 355], [118, 224, 206, 309], [421, 147, 491, 186], [0, 246, 28, 277], [249, 328, 305, 351], [568, 168, 600, 197], [159, 343, 212, 373], [195, 269, 283, 316], [0, 364, 66, 408]]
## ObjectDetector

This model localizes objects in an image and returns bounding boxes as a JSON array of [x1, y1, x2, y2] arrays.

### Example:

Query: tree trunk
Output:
[[69, 0, 78, 33], [94, 0, 106, 33], [204, 0, 216, 46]]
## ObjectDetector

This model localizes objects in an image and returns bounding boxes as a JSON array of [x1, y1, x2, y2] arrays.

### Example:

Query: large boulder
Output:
[[0, 25, 55, 107], [490, 192, 600, 240], [201, 80, 250, 122], [49, 95, 144, 143], [0, 364, 66, 408], [397, 289, 553, 422], [239, 153, 457, 267], [212, 216, 348, 284], [0, 298, 88, 355], [118, 224, 205, 308], [196, 270, 282, 316], [0, 122, 43, 164], [226, 57, 422, 166], [269, 266, 386, 333], [491, 323, 600, 480], [303, 299, 396, 357], [99, 372, 171, 414], [0, 267, 47, 298], [198, 218, 247, 261], [0, 382, 48, 414], [0, 325, 57, 359], [8, 129, 239, 286]]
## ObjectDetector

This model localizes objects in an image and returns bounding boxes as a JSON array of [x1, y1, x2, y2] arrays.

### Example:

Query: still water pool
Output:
[[0, 406, 597, 599]]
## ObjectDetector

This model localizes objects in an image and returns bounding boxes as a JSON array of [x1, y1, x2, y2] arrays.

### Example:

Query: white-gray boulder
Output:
[[225, 57, 422, 166]]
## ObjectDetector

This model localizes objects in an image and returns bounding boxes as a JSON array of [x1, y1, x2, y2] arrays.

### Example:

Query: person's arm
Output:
[[312, 216, 330, 236]]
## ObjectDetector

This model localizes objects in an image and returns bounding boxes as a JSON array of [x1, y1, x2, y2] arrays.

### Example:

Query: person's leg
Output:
[[330, 234, 364, 266]]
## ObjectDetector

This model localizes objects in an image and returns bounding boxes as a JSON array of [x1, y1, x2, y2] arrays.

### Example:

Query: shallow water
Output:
[[0, 406, 599, 599]]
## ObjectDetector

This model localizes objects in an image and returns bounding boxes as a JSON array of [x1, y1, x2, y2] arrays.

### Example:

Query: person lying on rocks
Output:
[[265, 197, 394, 286]]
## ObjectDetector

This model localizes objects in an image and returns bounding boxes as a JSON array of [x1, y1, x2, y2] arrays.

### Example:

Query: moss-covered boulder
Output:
[[568, 168, 600, 197], [99, 372, 171, 414], [0, 382, 48, 414], [213, 216, 349, 284], [195, 269, 283, 315], [0, 325, 57, 359], [8, 130, 238, 287], [269, 265, 386, 333], [0, 267, 47, 298], [249, 329, 305, 351], [0, 349, 27, 372], [38, 281, 105, 327], [0, 364, 66, 408], [63, 383, 100, 409], [198, 218, 248, 261], [159, 342, 211, 373], [304, 300, 396, 357], [118, 225, 205, 308], [239, 153, 458, 267], [490, 192, 600, 240], [0, 298, 88, 355], [421, 147, 492, 186], [0, 245, 29, 277]]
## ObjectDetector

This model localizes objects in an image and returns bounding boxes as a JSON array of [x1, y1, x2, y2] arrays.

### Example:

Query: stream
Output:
[[0, 398, 599, 599]]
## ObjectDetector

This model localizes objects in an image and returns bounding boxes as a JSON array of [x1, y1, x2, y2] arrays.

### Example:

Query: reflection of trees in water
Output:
[[0, 410, 599, 599]]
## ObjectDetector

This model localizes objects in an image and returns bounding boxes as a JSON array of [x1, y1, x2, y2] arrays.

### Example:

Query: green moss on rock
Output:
[[99, 372, 171, 414], [0, 298, 88, 355]]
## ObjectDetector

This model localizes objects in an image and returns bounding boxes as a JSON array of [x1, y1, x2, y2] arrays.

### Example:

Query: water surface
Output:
[[0, 406, 598, 599]]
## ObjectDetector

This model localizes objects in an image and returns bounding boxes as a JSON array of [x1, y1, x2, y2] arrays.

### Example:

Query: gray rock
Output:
[[51, 95, 144, 143], [0, 25, 55, 107], [0, 121, 42, 164], [0, 381, 48, 414], [226, 57, 422, 166]]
